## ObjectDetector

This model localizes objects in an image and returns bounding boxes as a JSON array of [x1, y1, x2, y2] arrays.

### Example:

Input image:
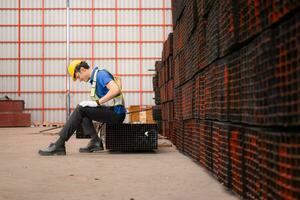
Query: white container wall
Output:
[[0, 0, 172, 124]]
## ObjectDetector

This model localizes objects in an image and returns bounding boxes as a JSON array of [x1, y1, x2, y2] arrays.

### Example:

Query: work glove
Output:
[[79, 100, 98, 107]]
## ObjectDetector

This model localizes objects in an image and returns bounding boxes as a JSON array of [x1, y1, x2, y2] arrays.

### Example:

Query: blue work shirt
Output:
[[89, 67, 126, 114]]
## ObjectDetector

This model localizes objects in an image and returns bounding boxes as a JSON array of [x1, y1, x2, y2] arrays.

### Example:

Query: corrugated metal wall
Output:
[[0, 0, 172, 124]]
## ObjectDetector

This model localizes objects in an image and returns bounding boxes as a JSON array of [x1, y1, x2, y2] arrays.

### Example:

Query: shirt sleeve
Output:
[[97, 70, 113, 88]]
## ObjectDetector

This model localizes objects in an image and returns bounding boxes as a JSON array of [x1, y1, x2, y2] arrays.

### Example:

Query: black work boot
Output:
[[38, 142, 66, 156], [79, 138, 104, 153]]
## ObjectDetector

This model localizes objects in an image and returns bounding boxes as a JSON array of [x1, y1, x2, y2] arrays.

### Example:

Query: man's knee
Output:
[[75, 104, 85, 115]]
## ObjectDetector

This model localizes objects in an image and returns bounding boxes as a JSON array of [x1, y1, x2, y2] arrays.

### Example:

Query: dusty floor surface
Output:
[[0, 127, 238, 200]]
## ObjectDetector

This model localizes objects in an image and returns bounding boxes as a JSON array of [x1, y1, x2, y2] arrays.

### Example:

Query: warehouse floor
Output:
[[0, 128, 237, 200]]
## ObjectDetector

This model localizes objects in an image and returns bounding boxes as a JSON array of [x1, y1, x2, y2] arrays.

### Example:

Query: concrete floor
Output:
[[0, 127, 238, 200]]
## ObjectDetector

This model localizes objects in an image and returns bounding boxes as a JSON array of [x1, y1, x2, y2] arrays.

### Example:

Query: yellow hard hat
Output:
[[68, 60, 82, 81]]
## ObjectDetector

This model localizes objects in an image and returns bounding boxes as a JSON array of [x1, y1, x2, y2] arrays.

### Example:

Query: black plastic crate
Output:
[[212, 123, 220, 178], [174, 119, 184, 151], [270, 12, 300, 126], [215, 122, 232, 189], [182, 79, 194, 120], [171, 0, 186, 26], [215, 58, 229, 121], [228, 51, 242, 122], [204, 64, 217, 120], [237, 0, 264, 44], [244, 127, 259, 200], [174, 87, 182, 120], [185, 28, 201, 80], [204, 123, 213, 172], [258, 130, 300, 199], [174, 50, 187, 88], [106, 123, 158, 151], [239, 41, 256, 125], [199, 120, 212, 171], [218, 0, 239, 57], [205, 0, 219, 66], [194, 74, 205, 119], [183, 119, 200, 161], [229, 124, 245, 198]]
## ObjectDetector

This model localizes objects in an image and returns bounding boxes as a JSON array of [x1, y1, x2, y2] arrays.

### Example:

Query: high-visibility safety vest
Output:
[[90, 69, 125, 107]]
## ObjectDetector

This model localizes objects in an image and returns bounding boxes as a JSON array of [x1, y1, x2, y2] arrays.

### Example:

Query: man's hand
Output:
[[79, 100, 98, 107]]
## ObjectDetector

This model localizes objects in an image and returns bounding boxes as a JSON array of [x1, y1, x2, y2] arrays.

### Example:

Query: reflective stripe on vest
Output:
[[90, 69, 124, 107]]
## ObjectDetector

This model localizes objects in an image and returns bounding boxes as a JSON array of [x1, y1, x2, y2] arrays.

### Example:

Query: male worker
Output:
[[39, 60, 126, 156]]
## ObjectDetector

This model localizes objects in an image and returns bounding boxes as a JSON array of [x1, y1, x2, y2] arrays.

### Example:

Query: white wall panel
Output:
[[94, 43, 115, 57], [94, 27, 115, 41], [21, 0, 41, 8], [166, 0, 172, 7], [142, 60, 156, 74], [142, 43, 162, 57], [94, 0, 115, 8], [94, 60, 115, 74], [142, 11, 162, 24], [166, 10, 173, 24], [118, 43, 139, 57], [0, 27, 18, 41], [21, 27, 42, 41], [70, 27, 91, 41], [142, 27, 163, 40], [123, 93, 140, 106], [21, 60, 42, 74], [0, 44, 18, 57], [0, 77, 18, 91], [94, 11, 115, 25], [122, 76, 139, 91], [0, 0, 18, 8], [44, 93, 66, 108], [21, 44, 42, 57], [21, 77, 42, 91], [70, 43, 91, 57], [118, 11, 139, 24], [45, 10, 66, 24], [45, 27, 66, 41], [70, 10, 91, 24], [44, 0, 65, 8], [70, 0, 91, 8], [0, 11, 18, 24], [142, 0, 162, 8], [20, 93, 42, 108], [142, 76, 153, 90], [44, 77, 65, 91], [142, 93, 154, 105], [45, 110, 65, 123], [45, 43, 66, 57], [21, 11, 42, 24], [118, 60, 139, 74], [0, 61, 18, 74], [118, 0, 138, 8], [45, 60, 66, 74], [118, 27, 139, 41], [70, 79, 91, 91]]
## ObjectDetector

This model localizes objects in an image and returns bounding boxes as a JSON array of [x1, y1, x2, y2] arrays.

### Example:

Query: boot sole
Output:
[[79, 146, 104, 153], [38, 150, 66, 156]]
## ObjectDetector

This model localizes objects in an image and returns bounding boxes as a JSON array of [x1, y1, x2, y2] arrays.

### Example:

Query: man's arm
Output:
[[96, 80, 121, 105]]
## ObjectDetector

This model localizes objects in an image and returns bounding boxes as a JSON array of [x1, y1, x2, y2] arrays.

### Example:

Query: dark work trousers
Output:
[[55, 105, 125, 146]]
